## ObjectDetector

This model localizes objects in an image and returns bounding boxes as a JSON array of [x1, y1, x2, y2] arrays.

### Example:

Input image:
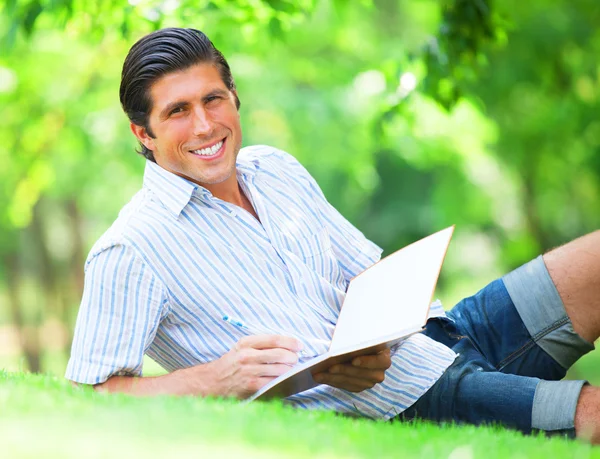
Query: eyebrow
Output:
[[159, 101, 187, 120], [203, 89, 230, 101], [158, 89, 231, 120]]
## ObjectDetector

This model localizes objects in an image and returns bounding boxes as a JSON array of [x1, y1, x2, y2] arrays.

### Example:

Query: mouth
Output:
[[189, 138, 226, 159]]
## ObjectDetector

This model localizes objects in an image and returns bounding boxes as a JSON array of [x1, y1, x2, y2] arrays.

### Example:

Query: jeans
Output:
[[399, 256, 595, 436]]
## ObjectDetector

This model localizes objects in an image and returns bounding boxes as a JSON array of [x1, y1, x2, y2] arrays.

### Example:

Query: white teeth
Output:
[[192, 140, 223, 156]]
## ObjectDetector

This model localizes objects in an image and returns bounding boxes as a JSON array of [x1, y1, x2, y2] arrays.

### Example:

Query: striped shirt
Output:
[[66, 145, 456, 420]]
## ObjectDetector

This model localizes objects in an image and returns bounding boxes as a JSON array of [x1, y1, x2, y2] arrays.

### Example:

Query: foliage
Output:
[[2, 371, 598, 458], [0, 0, 599, 375]]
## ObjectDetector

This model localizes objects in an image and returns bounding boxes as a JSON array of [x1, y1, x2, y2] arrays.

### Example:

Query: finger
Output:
[[326, 364, 386, 383], [237, 347, 299, 366], [239, 367, 293, 397], [252, 364, 297, 378], [240, 376, 279, 397], [352, 349, 392, 369], [258, 348, 299, 365], [313, 374, 369, 392], [313, 373, 375, 392], [237, 334, 303, 352]]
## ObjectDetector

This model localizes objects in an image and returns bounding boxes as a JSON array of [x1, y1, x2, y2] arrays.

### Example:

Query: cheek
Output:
[[160, 121, 191, 147], [227, 112, 242, 136], [214, 105, 241, 129], [172, 119, 193, 136]]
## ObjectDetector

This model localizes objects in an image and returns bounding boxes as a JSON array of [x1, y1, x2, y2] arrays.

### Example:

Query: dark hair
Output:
[[119, 28, 240, 162]]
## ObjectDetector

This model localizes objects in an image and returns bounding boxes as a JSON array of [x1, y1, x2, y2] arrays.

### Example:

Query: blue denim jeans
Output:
[[399, 256, 595, 436]]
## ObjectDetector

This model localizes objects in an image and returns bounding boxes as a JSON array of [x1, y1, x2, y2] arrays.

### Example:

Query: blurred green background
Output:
[[0, 0, 598, 382]]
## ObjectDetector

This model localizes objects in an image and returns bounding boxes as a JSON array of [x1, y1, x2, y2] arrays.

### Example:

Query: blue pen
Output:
[[222, 315, 307, 356], [222, 315, 247, 329]]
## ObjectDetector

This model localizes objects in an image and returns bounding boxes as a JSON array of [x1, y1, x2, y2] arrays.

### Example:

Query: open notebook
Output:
[[247, 226, 455, 401]]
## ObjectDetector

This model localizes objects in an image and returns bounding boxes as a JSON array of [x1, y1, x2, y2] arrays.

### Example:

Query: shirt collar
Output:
[[142, 154, 261, 218], [143, 160, 198, 218], [236, 151, 261, 178]]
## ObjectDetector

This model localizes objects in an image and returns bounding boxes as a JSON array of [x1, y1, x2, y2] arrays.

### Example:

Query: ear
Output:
[[130, 122, 156, 151]]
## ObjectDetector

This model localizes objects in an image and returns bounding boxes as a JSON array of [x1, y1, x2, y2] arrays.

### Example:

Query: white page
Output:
[[328, 226, 454, 354]]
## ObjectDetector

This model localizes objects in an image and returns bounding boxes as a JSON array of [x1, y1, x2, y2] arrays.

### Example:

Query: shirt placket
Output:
[[198, 175, 294, 289], [244, 175, 342, 328]]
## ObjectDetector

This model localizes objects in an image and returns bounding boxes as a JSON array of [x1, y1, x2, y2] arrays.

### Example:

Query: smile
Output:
[[190, 139, 224, 157]]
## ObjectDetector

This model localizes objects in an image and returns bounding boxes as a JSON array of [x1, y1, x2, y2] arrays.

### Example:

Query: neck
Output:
[[203, 173, 243, 205], [203, 172, 259, 221]]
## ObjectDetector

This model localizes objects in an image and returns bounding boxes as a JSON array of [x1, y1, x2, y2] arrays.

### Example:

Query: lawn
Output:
[[2, 371, 599, 459]]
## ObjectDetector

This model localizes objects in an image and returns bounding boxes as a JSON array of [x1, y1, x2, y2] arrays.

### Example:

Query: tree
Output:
[[3, 0, 598, 374]]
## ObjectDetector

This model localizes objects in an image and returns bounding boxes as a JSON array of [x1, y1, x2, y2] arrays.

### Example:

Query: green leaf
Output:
[[268, 16, 284, 40], [264, 0, 297, 14], [22, 1, 43, 36]]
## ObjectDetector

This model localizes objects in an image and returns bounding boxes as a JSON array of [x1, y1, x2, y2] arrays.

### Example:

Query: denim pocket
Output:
[[423, 317, 467, 348]]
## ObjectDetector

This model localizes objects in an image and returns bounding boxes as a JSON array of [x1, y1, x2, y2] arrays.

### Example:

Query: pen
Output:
[[222, 315, 247, 329], [222, 315, 307, 356]]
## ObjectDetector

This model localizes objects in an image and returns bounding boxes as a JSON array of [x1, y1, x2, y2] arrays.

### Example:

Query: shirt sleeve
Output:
[[65, 243, 168, 385], [270, 148, 383, 281]]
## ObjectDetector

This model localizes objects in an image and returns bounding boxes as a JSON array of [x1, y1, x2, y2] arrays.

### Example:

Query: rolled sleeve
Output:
[[65, 244, 167, 385]]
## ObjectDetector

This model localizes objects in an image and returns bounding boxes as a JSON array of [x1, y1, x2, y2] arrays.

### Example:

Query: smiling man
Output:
[[66, 28, 600, 441], [128, 63, 258, 219]]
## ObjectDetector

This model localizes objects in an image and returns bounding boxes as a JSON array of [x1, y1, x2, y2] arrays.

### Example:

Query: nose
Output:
[[192, 106, 212, 136]]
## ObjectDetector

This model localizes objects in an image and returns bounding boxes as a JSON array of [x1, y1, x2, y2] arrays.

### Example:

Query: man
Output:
[[66, 27, 600, 440]]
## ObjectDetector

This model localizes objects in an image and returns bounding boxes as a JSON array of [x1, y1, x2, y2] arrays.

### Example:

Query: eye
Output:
[[169, 106, 184, 116]]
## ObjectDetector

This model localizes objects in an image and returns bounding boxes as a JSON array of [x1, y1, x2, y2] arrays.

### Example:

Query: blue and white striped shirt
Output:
[[66, 145, 456, 419]]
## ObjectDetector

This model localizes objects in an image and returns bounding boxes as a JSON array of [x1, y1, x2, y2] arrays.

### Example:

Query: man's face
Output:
[[134, 63, 242, 191]]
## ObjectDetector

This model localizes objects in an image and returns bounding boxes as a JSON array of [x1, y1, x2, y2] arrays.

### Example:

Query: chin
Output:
[[199, 168, 235, 186]]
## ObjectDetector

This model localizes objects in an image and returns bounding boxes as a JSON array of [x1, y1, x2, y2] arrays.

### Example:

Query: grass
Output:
[[2, 371, 600, 458], [2, 345, 600, 458]]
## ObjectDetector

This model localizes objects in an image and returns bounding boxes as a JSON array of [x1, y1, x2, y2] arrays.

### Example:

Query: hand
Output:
[[208, 334, 303, 399], [312, 349, 392, 392]]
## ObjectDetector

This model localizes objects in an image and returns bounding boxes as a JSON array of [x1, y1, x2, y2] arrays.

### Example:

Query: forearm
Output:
[[93, 361, 222, 397], [91, 335, 302, 399]]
